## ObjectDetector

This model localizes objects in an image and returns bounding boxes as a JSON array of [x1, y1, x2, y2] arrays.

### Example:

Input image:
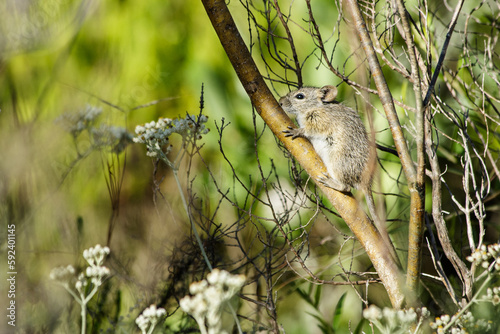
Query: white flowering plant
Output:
[[132, 113, 209, 163], [360, 244, 500, 334], [57, 104, 103, 138], [424, 243, 500, 334], [133, 111, 212, 271], [57, 104, 133, 154], [466, 244, 500, 272], [135, 304, 167, 334], [180, 269, 245, 334], [50, 244, 111, 334], [363, 305, 429, 334]]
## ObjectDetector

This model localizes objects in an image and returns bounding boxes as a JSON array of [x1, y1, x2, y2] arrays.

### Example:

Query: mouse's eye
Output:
[[295, 93, 305, 100]]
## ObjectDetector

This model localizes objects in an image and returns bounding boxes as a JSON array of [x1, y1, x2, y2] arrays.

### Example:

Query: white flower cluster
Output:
[[363, 305, 429, 334], [49, 265, 76, 284], [50, 244, 111, 296], [58, 105, 133, 154], [133, 114, 209, 158], [50, 244, 111, 334], [485, 286, 500, 305], [58, 104, 103, 136], [179, 269, 245, 334], [466, 243, 500, 270], [430, 314, 453, 334], [91, 125, 133, 153], [81, 105, 103, 122], [83, 244, 110, 267], [135, 304, 166, 334], [83, 244, 111, 286], [430, 311, 493, 334]]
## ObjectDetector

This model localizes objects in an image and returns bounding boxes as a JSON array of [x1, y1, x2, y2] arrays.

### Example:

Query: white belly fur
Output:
[[309, 137, 336, 178]]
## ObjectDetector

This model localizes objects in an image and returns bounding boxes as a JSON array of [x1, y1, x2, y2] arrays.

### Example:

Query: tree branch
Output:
[[393, 0, 426, 300], [344, 0, 416, 184], [201, 0, 404, 309], [423, 0, 465, 106], [345, 0, 420, 305], [425, 117, 472, 300]]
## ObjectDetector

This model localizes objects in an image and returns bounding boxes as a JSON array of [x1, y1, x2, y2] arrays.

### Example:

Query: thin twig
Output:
[[423, 0, 465, 106]]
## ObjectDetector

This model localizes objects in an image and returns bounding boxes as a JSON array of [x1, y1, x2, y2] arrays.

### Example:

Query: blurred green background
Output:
[[4, 0, 498, 332], [0, 0, 370, 333]]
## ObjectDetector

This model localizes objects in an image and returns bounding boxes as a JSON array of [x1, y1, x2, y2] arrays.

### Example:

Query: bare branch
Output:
[[201, 0, 405, 309], [423, 0, 465, 106], [393, 0, 426, 299]]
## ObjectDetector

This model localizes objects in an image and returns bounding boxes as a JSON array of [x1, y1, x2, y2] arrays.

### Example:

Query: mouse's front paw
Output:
[[283, 126, 303, 139]]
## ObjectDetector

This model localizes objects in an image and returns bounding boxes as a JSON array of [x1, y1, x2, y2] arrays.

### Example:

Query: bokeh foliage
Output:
[[0, 0, 319, 332], [2, 0, 500, 333]]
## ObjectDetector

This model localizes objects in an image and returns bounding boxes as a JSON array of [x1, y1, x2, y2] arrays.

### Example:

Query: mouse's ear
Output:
[[319, 85, 338, 103]]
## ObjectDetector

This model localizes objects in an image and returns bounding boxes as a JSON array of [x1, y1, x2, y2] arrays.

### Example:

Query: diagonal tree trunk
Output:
[[201, 0, 405, 309]]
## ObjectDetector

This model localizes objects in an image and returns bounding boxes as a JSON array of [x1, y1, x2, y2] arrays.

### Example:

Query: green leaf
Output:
[[296, 288, 315, 307], [313, 284, 323, 308], [352, 318, 366, 334], [332, 292, 347, 330], [307, 312, 332, 334]]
